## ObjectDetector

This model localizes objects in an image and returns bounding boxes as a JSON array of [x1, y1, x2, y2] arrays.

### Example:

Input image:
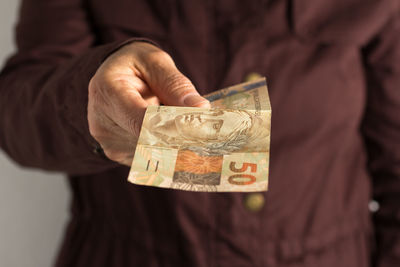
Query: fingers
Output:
[[88, 42, 211, 165], [133, 44, 210, 108], [90, 74, 153, 137], [88, 76, 144, 165]]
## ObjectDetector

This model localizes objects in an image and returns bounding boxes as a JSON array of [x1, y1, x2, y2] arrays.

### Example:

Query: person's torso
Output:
[[59, 1, 397, 266]]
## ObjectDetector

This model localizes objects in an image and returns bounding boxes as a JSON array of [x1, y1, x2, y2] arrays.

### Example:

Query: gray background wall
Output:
[[0, 1, 70, 267]]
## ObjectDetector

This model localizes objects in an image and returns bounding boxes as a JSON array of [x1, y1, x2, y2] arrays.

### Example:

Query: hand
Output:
[[88, 42, 210, 166]]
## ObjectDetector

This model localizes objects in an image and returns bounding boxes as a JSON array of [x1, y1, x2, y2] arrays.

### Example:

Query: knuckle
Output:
[[88, 76, 108, 103], [87, 113, 110, 144], [112, 78, 134, 93], [88, 121, 105, 143], [147, 49, 173, 64], [89, 77, 122, 111]]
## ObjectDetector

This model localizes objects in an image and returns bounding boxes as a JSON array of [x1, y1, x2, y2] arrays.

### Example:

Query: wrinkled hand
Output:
[[88, 42, 210, 166]]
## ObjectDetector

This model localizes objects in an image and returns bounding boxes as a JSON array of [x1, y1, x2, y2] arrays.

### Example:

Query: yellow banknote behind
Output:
[[128, 78, 271, 192]]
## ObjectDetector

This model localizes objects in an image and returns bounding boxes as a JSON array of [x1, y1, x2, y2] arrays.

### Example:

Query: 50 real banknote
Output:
[[128, 78, 271, 192]]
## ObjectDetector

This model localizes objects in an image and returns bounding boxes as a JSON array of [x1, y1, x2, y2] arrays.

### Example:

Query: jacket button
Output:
[[244, 193, 265, 212], [244, 72, 262, 82]]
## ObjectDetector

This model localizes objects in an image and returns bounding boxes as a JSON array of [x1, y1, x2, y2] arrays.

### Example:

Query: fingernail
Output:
[[183, 94, 210, 107]]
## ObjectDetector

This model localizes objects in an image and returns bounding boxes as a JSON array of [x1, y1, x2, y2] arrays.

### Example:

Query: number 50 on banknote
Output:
[[128, 78, 271, 192]]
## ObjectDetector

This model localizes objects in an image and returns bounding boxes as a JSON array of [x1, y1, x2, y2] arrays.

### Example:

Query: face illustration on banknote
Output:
[[175, 110, 251, 141], [140, 107, 269, 155]]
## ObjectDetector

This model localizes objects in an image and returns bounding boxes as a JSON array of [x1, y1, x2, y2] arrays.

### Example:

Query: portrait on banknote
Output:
[[139, 107, 270, 155]]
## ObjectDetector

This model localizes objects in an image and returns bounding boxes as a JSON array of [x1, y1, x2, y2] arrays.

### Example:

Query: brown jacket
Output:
[[0, 0, 399, 266]]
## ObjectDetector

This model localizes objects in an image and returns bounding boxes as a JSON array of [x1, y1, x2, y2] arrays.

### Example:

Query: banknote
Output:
[[128, 78, 271, 192]]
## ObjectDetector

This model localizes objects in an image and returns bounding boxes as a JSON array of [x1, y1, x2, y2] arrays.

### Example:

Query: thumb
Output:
[[136, 48, 210, 108]]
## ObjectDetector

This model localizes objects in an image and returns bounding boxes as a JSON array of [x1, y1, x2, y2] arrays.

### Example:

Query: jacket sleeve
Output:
[[361, 7, 400, 267], [0, 0, 137, 174]]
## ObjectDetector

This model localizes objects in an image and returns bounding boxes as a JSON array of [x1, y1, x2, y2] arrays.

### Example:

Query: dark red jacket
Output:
[[0, 0, 399, 266]]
